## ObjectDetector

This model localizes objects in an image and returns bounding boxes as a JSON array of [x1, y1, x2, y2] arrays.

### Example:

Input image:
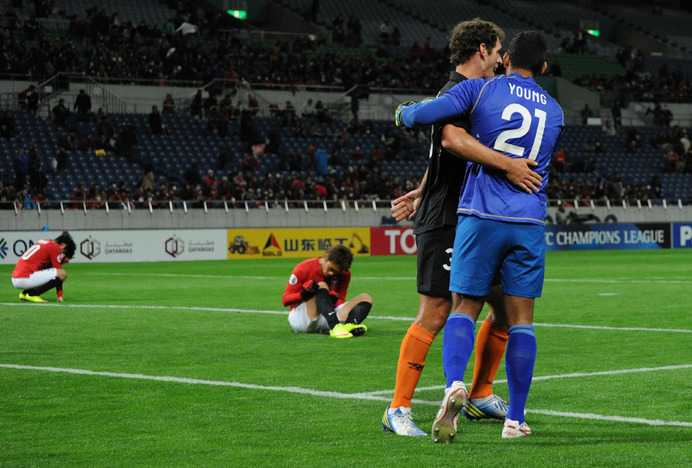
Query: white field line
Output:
[[2, 302, 690, 334], [1, 363, 690, 428], [84, 272, 692, 284], [365, 364, 692, 394]]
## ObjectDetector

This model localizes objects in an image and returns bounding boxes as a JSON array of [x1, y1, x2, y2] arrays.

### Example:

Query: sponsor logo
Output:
[[228, 235, 259, 255], [262, 233, 282, 257], [104, 242, 133, 255], [165, 236, 185, 258], [408, 362, 424, 372], [80, 237, 101, 260], [0, 238, 7, 259], [188, 240, 215, 253]]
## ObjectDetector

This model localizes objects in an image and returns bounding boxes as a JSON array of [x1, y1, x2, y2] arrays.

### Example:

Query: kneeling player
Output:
[[282, 244, 372, 339], [11, 231, 76, 303]]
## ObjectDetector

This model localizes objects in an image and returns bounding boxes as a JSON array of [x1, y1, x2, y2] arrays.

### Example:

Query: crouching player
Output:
[[12, 231, 76, 303], [282, 244, 372, 339]]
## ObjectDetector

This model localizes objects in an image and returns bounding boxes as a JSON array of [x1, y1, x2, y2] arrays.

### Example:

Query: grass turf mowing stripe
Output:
[[83, 272, 692, 284], [2, 302, 690, 334], [1, 363, 690, 428]]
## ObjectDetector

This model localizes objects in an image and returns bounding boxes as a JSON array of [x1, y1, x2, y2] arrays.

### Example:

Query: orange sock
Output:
[[391, 323, 436, 408], [468, 319, 509, 400]]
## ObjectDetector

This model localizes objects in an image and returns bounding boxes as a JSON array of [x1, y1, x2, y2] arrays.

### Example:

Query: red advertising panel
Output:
[[370, 227, 417, 256]]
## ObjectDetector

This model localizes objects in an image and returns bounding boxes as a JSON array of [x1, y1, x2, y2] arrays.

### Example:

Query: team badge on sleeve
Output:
[[289, 274, 298, 285]]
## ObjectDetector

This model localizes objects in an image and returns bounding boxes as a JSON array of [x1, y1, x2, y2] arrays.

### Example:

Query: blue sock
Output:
[[442, 313, 476, 388], [505, 325, 537, 423]]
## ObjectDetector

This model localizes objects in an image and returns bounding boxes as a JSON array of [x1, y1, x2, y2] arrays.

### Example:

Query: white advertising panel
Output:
[[0, 230, 227, 264]]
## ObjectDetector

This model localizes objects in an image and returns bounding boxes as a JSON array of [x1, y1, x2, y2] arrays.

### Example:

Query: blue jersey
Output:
[[440, 73, 564, 224]]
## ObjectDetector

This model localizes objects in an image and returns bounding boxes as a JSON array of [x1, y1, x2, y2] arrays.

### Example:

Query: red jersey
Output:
[[282, 257, 350, 310], [12, 239, 64, 278]]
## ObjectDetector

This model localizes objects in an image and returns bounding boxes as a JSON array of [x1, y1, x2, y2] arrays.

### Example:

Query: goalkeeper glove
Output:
[[300, 279, 320, 301], [395, 101, 416, 128]]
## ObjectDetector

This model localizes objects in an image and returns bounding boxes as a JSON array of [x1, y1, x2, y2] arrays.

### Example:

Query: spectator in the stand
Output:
[[80, 133, 95, 152], [58, 132, 75, 152], [204, 170, 220, 187], [248, 94, 259, 114], [302, 98, 315, 118], [97, 112, 114, 142], [664, 148, 681, 173], [162, 93, 176, 113], [74, 89, 92, 122], [13, 148, 28, 190], [114, 122, 138, 162], [1, 111, 20, 138], [190, 89, 203, 118], [266, 125, 281, 154], [70, 183, 88, 206], [21, 85, 40, 113], [283, 101, 296, 127], [626, 128, 643, 153], [140, 167, 155, 193], [27, 143, 40, 187], [602, 120, 616, 136], [55, 147, 69, 173], [149, 105, 168, 135], [315, 100, 330, 122], [580, 103, 593, 125], [87, 183, 104, 209], [379, 21, 391, 45], [573, 28, 587, 54], [611, 99, 622, 131]]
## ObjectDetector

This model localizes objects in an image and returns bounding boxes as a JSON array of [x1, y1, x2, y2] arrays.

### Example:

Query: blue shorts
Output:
[[449, 215, 545, 298]]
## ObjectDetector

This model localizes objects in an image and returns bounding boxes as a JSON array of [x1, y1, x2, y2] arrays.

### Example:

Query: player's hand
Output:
[[300, 280, 320, 300], [391, 187, 422, 221], [504, 158, 543, 194], [395, 101, 416, 128]]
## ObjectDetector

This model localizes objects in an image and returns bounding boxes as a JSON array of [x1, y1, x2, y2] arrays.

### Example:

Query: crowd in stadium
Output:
[[1, 0, 692, 211]]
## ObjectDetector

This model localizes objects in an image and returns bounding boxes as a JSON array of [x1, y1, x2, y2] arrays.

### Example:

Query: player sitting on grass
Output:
[[282, 244, 372, 339], [11, 231, 76, 303]]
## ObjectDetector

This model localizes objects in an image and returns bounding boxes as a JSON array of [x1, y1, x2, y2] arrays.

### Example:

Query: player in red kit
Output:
[[282, 244, 372, 339], [11, 231, 76, 303]]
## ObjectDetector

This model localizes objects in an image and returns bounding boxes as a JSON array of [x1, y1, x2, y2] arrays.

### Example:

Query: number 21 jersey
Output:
[[443, 73, 564, 225]]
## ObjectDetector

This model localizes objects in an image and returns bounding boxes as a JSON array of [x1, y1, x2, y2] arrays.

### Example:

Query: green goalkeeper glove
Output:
[[395, 101, 416, 128]]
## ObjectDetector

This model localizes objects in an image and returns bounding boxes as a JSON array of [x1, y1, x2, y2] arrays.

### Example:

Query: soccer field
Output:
[[1, 250, 691, 467]]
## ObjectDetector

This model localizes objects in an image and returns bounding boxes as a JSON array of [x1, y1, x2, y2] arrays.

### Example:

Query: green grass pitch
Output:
[[1, 250, 691, 467]]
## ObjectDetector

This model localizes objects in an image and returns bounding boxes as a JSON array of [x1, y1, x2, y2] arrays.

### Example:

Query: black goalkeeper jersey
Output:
[[413, 70, 471, 235]]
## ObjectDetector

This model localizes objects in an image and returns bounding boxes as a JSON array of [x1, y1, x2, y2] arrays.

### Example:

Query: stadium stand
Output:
[[2, 0, 692, 210]]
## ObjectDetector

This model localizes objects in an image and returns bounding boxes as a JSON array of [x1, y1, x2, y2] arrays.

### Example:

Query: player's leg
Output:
[[336, 293, 372, 336], [287, 301, 330, 334], [463, 284, 510, 421], [14, 269, 64, 303], [500, 222, 544, 438], [383, 294, 448, 436], [433, 293, 482, 443], [502, 295, 535, 438], [312, 283, 356, 339], [434, 216, 502, 442], [384, 228, 453, 436]]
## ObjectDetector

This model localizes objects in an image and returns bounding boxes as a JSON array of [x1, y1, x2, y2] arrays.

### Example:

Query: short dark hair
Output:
[[326, 244, 353, 272], [507, 31, 547, 77], [54, 231, 76, 259], [448, 18, 505, 66]]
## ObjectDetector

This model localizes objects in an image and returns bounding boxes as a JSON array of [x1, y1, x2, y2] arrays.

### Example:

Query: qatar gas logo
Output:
[[80, 237, 101, 260], [165, 235, 185, 258]]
